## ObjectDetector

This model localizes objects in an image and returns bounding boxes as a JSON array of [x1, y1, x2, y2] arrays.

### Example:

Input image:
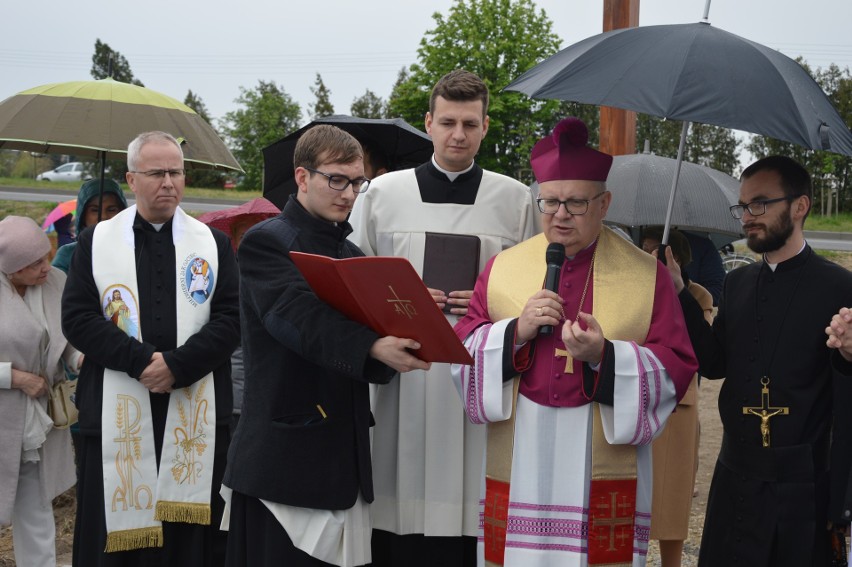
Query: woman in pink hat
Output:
[[0, 215, 80, 567]]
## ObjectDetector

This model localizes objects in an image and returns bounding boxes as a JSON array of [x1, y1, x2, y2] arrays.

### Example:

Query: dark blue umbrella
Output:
[[506, 19, 852, 243]]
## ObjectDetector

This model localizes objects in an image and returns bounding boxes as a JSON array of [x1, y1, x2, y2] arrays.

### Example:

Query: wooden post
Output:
[[600, 0, 639, 156]]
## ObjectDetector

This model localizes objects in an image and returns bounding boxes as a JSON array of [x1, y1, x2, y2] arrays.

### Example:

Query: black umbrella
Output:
[[505, 18, 852, 244], [262, 115, 433, 208]]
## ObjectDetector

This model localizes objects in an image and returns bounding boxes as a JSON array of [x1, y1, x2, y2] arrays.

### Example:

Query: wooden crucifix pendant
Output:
[[742, 376, 789, 447], [554, 348, 574, 374]]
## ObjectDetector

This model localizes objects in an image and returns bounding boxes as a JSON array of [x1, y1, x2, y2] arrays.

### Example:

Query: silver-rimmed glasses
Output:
[[129, 169, 186, 179]]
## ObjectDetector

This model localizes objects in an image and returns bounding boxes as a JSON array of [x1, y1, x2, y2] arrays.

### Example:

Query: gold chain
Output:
[[572, 245, 597, 323]]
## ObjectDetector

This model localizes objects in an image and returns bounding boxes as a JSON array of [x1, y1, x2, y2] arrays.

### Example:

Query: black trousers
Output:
[[224, 490, 342, 566], [371, 529, 477, 567]]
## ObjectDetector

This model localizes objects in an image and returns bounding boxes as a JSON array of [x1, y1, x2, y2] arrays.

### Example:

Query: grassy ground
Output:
[[0, 178, 261, 201]]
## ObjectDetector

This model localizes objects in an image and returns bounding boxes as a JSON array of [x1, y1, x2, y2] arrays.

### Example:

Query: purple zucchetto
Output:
[[0, 216, 51, 275], [530, 117, 613, 183]]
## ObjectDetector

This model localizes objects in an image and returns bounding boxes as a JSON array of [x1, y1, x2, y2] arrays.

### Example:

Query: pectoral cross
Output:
[[554, 348, 573, 374], [742, 376, 789, 447]]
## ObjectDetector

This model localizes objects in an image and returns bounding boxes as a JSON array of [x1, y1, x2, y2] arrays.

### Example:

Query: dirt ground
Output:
[[0, 382, 728, 567], [1, 251, 850, 566]]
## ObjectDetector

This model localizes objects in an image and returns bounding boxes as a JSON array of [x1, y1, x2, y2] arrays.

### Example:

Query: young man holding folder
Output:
[[223, 125, 429, 567]]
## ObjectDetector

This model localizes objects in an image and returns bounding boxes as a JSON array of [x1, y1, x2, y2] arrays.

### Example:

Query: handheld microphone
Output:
[[540, 242, 565, 336]]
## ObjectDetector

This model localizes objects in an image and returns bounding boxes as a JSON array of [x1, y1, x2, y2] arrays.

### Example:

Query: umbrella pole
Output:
[[660, 121, 690, 259], [97, 151, 106, 222]]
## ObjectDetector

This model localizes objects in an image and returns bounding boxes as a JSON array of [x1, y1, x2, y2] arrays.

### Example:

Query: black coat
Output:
[[679, 246, 852, 565], [61, 213, 240, 448], [223, 197, 395, 511]]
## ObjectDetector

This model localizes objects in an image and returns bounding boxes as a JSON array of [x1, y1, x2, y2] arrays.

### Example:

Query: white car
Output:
[[36, 162, 90, 182]]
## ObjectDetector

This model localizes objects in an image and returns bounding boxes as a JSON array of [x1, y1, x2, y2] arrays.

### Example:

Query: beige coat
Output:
[[0, 269, 76, 525]]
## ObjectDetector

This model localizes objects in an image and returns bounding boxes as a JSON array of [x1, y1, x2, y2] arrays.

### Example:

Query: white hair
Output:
[[127, 131, 183, 171]]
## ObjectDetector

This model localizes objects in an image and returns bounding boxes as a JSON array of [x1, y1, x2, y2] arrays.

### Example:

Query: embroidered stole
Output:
[[92, 206, 218, 552], [484, 228, 655, 565]]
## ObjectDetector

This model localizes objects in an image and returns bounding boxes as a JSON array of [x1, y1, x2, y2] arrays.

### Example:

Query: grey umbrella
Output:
[[604, 151, 743, 247], [505, 16, 852, 244]]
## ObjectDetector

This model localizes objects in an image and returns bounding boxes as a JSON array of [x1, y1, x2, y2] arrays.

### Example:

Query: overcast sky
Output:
[[3, 0, 851, 128]]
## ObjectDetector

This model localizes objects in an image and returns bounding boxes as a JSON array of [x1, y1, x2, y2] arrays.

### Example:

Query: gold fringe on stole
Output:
[[104, 526, 163, 552], [154, 501, 212, 525]]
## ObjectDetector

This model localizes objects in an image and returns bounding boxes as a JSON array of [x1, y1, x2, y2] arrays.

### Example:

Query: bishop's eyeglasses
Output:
[[536, 192, 606, 215], [306, 168, 371, 194], [729, 196, 796, 219]]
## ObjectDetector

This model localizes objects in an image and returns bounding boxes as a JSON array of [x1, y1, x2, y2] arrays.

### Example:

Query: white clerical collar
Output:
[[566, 239, 598, 261], [432, 155, 475, 182], [151, 223, 165, 232], [764, 240, 807, 271]]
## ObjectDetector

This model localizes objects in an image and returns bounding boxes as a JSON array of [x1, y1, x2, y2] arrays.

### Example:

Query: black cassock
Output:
[[62, 214, 240, 567], [679, 245, 852, 566]]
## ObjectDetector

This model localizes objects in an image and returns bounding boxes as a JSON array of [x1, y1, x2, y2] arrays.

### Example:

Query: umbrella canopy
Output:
[[506, 22, 852, 156], [262, 114, 432, 208], [0, 78, 242, 171], [197, 197, 280, 251], [42, 198, 77, 230], [605, 152, 743, 244], [505, 20, 852, 247]]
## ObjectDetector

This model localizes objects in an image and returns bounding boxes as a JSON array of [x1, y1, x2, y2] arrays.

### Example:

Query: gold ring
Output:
[[536, 307, 542, 317]]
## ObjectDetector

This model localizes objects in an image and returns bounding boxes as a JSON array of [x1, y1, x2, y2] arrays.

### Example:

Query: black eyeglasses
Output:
[[306, 168, 370, 194], [130, 169, 186, 180], [729, 196, 796, 219], [536, 192, 606, 215]]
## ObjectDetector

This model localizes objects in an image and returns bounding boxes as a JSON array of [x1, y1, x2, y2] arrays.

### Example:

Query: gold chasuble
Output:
[[484, 228, 655, 566]]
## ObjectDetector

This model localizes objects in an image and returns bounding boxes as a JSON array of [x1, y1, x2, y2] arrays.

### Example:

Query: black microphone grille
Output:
[[545, 242, 565, 265]]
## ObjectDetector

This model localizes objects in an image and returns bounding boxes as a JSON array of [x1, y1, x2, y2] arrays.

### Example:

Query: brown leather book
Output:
[[422, 232, 482, 314], [290, 251, 474, 365]]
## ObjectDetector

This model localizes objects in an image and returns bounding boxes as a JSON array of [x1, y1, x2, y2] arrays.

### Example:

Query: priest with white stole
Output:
[[451, 117, 697, 567], [62, 131, 240, 567]]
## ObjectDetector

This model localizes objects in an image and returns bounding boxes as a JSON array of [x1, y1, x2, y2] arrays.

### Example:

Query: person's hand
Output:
[[139, 352, 176, 394], [826, 307, 852, 362], [561, 312, 605, 365], [369, 337, 432, 373], [11, 369, 48, 399], [516, 290, 565, 344], [653, 246, 685, 293], [447, 290, 473, 316], [427, 288, 447, 311]]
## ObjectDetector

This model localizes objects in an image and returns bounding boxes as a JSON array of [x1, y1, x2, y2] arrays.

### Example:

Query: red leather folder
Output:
[[290, 252, 475, 365]]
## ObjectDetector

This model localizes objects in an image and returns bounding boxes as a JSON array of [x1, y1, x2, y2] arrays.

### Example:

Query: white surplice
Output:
[[452, 319, 678, 566], [348, 167, 539, 537]]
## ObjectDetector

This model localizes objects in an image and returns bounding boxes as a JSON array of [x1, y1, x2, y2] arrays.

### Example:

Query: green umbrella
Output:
[[0, 78, 241, 171]]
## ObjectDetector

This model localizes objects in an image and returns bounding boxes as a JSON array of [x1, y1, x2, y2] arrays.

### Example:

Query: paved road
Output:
[[3, 185, 852, 251], [0, 185, 241, 213]]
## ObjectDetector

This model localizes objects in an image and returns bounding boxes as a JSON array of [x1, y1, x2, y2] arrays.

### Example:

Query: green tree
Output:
[[351, 89, 386, 119], [386, 0, 563, 181], [220, 80, 302, 191], [309, 73, 335, 119], [183, 90, 226, 188], [636, 117, 740, 175], [747, 60, 852, 215], [91, 39, 144, 86], [184, 90, 213, 123]]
